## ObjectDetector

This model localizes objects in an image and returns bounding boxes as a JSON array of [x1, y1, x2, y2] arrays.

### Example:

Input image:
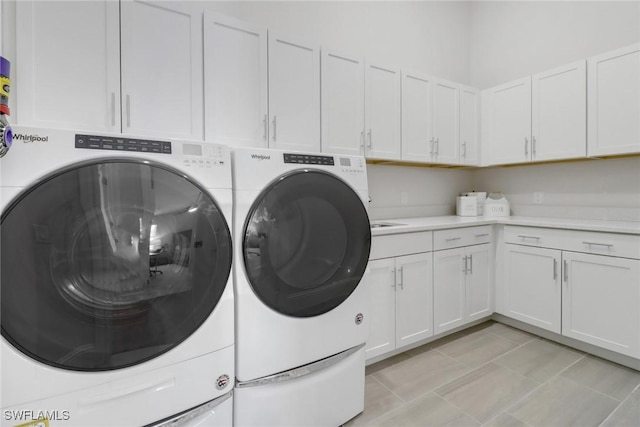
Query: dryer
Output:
[[232, 148, 371, 426], [0, 127, 234, 427]]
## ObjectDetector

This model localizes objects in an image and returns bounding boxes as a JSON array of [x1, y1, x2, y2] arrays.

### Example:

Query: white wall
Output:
[[367, 164, 474, 220], [473, 158, 640, 222], [204, 1, 472, 83], [469, 1, 640, 89]]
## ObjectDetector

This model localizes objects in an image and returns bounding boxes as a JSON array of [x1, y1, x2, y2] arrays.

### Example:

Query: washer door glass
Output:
[[243, 170, 371, 317], [1, 161, 232, 371]]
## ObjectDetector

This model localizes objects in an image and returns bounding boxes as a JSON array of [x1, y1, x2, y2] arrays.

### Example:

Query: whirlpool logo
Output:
[[14, 133, 49, 143], [250, 154, 271, 161]]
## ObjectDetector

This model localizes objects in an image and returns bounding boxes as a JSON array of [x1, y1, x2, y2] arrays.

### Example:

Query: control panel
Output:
[[76, 134, 171, 154], [284, 153, 334, 165]]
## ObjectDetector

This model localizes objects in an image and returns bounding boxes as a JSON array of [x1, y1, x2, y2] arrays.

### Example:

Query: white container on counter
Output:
[[484, 192, 510, 217], [456, 196, 478, 216]]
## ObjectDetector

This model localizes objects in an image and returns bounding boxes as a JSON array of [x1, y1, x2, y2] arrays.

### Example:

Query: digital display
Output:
[[183, 143, 202, 156], [283, 153, 335, 165]]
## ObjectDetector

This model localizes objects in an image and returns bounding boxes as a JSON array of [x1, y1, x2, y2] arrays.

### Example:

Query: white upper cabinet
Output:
[[15, 0, 120, 131], [431, 78, 460, 164], [532, 60, 586, 161], [401, 70, 433, 162], [120, 0, 203, 140], [268, 32, 320, 152], [203, 12, 268, 148], [587, 43, 640, 157], [365, 62, 402, 160], [459, 85, 480, 165], [483, 60, 587, 166], [320, 50, 365, 155], [482, 76, 532, 165]]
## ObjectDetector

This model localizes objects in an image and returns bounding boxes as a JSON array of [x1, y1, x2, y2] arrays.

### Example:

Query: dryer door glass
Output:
[[1, 161, 232, 371], [243, 170, 371, 317]]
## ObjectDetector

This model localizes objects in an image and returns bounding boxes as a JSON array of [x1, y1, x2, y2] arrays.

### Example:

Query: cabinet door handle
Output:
[[110, 92, 116, 127], [125, 94, 131, 128], [475, 233, 489, 238], [435, 137, 440, 156], [462, 256, 468, 274], [553, 258, 558, 280], [524, 137, 529, 156], [582, 241, 614, 249], [360, 130, 365, 152], [517, 235, 541, 241], [398, 266, 404, 290], [446, 237, 461, 242], [532, 135, 537, 157], [272, 116, 277, 142], [391, 268, 396, 288], [462, 141, 467, 158], [429, 137, 435, 155], [563, 260, 568, 282], [469, 254, 473, 274], [367, 129, 372, 150], [262, 115, 267, 141]]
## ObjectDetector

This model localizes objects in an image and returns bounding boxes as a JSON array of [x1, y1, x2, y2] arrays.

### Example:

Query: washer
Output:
[[0, 126, 234, 427], [232, 148, 371, 426]]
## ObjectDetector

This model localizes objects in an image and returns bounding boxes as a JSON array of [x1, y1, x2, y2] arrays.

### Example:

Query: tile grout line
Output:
[[597, 385, 636, 427]]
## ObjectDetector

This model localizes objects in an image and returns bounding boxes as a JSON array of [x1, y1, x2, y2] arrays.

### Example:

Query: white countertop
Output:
[[370, 216, 640, 236]]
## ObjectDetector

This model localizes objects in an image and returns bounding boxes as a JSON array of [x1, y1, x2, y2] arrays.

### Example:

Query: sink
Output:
[[370, 222, 406, 228]]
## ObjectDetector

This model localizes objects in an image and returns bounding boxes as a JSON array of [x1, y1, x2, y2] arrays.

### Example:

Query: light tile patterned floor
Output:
[[347, 321, 640, 426]]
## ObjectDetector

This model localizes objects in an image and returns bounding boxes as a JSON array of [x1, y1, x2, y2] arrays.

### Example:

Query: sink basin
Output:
[[371, 222, 406, 228]]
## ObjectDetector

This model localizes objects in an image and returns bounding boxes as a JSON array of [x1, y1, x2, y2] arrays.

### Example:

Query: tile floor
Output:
[[347, 321, 640, 426]]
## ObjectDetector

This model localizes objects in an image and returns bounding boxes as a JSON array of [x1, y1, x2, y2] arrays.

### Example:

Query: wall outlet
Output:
[[401, 192, 408, 205], [534, 191, 544, 204]]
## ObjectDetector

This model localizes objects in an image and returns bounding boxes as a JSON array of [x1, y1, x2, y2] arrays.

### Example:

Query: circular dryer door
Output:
[[1, 160, 232, 371], [243, 169, 371, 317]]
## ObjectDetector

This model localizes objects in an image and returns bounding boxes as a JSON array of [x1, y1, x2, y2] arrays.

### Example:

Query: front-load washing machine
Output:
[[232, 148, 371, 426], [0, 127, 234, 427]]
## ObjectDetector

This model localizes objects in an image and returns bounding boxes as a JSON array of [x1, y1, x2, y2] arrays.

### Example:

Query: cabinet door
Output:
[[204, 12, 267, 148], [466, 244, 492, 322], [532, 60, 587, 161], [121, 0, 203, 140], [364, 258, 396, 360], [562, 252, 640, 358], [268, 32, 320, 152], [365, 62, 402, 160], [587, 43, 640, 156], [401, 71, 432, 162], [321, 50, 365, 155], [433, 248, 466, 335], [15, 0, 120, 131], [431, 78, 459, 164], [504, 244, 561, 333], [483, 77, 532, 165], [459, 85, 480, 166], [395, 253, 433, 348]]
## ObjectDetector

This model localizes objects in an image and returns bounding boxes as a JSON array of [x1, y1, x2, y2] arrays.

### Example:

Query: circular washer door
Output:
[[243, 169, 371, 317], [1, 160, 232, 371]]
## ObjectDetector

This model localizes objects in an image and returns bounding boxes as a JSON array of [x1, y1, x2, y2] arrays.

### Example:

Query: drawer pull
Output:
[[446, 237, 462, 242], [517, 235, 541, 241], [582, 241, 614, 249], [475, 233, 490, 238], [553, 258, 558, 280]]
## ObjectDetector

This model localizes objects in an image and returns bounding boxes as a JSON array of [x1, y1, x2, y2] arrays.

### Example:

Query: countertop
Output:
[[370, 216, 640, 236]]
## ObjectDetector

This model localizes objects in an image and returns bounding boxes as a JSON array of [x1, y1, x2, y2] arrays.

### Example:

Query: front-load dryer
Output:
[[232, 148, 371, 426], [0, 127, 234, 427]]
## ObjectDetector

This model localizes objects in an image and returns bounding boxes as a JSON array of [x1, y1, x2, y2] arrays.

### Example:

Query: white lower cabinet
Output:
[[433, 244, 492, 335], [365, 233, 433, 361], [562, 251, 640, 358], [503, 244, 561, 333], [502, 226, 640, 359]]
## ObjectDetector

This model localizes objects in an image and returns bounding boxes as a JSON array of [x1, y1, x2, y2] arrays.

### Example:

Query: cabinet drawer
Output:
[[370, 231, 433, 260], [433, 225, 492, 251], [504, 226, 640, 259]]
